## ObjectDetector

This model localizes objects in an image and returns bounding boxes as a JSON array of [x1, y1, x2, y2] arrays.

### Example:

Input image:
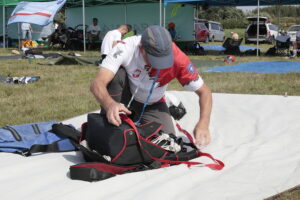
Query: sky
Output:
[[237, 6, 262, 12]]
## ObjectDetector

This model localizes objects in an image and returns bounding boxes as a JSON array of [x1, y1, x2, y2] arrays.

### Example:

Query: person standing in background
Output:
[[100, 24, 132, 61], [21, 23, 32, 40], [167, 22, 177, 41]]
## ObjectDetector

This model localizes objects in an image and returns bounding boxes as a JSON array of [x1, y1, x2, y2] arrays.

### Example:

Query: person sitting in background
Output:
[[168, 22, 177, 40], [100, 24, 132, 60], [47, 22, 68, 48], [222, 32, 242, 55], [231, 32, 239, 41], [87, 18, 101, 49], [21, 23, 32, 40]]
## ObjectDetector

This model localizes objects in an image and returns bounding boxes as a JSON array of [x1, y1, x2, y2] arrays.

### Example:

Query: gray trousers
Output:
[[101, 67, 175, 134]]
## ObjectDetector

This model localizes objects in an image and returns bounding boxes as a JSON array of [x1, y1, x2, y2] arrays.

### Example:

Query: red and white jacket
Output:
[[101, 35, 203, 104]]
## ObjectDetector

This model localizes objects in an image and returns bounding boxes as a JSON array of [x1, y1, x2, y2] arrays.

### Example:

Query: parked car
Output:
[[245, 17, 279, 44], [194, 22, 210, 42], [195, 19, 225, 42], [287, 25, 300, 42]]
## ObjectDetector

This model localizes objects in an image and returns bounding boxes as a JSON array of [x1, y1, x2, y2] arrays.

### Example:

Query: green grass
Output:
[[1, 47, 300, 126], [0, 51, 99, 126], [0, 46, 299, 200], [264, 185, 300, 200]]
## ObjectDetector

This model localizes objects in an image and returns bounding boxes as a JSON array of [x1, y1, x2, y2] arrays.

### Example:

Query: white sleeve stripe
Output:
[[183, 76, 204, 91]]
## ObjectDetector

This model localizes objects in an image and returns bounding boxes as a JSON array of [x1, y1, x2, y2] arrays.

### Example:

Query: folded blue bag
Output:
[[0, 121, 76, 156]]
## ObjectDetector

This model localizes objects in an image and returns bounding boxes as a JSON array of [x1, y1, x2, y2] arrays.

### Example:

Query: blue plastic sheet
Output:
[[202, 45, 258, 52], [202, 61, 300, 74]]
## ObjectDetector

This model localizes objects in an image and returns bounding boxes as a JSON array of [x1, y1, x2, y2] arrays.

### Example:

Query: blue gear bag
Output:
[[0, 121, 76, 156]]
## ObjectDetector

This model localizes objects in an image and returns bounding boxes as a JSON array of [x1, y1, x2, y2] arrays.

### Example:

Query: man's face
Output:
[[121, 28, 128, 36], [140, 46, 151, 67], [93, 19, 98, 25], [140, 46, 159, 77]]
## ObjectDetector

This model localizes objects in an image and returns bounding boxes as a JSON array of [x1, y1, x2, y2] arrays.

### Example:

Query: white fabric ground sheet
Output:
[[1, 91, 300, 200]]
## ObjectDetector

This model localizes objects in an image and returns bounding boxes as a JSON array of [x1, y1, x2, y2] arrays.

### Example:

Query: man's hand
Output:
[[193, 123, 211, 148], [90, 67, 131, 126], [106, 102, 131, 126]]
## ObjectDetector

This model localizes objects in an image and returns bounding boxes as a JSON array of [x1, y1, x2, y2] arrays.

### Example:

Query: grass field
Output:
[[0, 42, 299, 199]]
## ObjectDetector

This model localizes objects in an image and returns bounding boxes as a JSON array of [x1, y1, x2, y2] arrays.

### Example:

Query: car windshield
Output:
[[288, 26, 300, 32]]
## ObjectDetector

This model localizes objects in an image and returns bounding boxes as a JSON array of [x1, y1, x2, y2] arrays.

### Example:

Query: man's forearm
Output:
[[91, 80, 115, 110], [196, 84, 212, 128]]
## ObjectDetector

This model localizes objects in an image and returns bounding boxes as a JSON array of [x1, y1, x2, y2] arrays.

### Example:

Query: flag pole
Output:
[[18, 23, 20, 50]]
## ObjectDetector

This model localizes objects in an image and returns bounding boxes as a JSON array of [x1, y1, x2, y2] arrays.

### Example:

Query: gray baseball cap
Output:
[[141, 25, 174, 69]]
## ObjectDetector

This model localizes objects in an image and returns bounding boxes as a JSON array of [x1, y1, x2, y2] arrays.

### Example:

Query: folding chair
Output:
[[222, 38, 243, 55], [275, 35, 291, 56]]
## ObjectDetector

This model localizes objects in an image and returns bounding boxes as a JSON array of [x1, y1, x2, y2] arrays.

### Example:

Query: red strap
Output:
[[120, 114, 224, 170], [149, 152, 224, 170], [120, 114, 142, 146], [176, 122, 195, 144]]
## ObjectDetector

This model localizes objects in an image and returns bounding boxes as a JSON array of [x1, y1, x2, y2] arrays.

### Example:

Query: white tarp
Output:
[[1, 91, 299, 200]]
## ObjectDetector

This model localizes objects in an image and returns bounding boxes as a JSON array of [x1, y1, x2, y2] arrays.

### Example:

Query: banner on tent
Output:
[[7, 0, 66, 26]]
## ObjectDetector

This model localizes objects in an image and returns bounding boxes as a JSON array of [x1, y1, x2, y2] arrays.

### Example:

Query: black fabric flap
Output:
[[138, 122, 162, 139]]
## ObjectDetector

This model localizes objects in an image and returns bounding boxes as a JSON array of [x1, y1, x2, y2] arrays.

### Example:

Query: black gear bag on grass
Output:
[[66, 113, 224, 182]]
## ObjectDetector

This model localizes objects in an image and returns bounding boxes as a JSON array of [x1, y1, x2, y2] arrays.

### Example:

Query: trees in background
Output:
[[251, 6, 300, 29], [198, 6, 247, 29], [198, 5, 300, 30]]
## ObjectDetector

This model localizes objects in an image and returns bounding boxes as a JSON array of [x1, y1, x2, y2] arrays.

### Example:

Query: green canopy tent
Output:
[[2, 0, 300, 50], [1, 0, 162, 50]]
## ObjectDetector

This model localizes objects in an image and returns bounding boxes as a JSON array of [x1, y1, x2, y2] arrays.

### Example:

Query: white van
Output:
[[196, 19, 225, 42]]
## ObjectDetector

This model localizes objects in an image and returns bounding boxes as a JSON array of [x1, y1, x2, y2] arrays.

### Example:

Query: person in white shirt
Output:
[[100, 24, 132, 60], [90, 26, 213, 147], [21, 23, 32, 40], [87, 18, 100, 49]]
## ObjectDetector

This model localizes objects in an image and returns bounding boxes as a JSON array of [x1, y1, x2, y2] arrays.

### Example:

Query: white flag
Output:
[[7, 0, 66, 26]]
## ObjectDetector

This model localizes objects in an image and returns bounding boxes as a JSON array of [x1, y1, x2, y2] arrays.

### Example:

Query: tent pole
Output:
[[277, 4, 280, 29], [82, 0, 86, 53], [194, 4, 197, 40], [163, 2, 165, 28], [3, 4, 5, 49], [18, 23, 20, 50], [159, 0, 162, 26], [124, 0, 127, 24], [256, 0, 260, 56]]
